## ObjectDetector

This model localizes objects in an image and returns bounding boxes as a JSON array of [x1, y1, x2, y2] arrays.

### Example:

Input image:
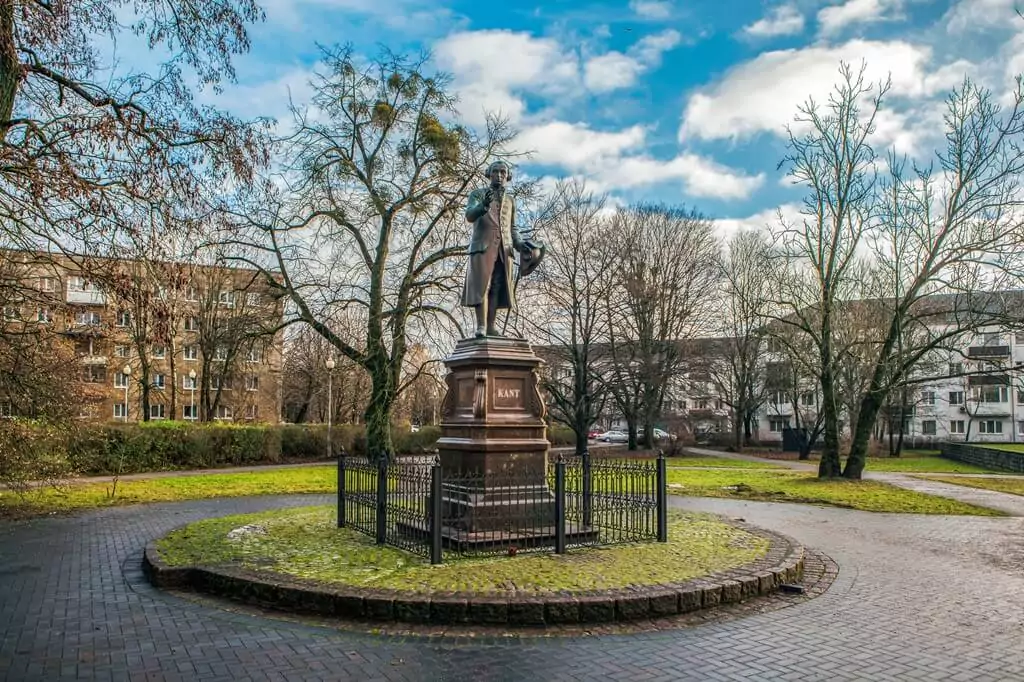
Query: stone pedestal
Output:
[[437, 336, 554, 537]]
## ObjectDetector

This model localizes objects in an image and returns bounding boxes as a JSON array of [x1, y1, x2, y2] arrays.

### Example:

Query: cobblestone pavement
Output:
[[2, 494, 1024, 681]]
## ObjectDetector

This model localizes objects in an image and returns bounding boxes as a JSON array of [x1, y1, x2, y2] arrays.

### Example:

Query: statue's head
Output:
[[485, 160, 511, 188]]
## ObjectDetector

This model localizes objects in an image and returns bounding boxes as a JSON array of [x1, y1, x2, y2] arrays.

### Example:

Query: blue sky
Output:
[[175, 0, 1023, 233]]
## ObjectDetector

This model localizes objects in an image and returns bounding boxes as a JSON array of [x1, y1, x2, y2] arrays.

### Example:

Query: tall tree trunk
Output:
[[363, 369, 395, 464], [0, 0, 18, 127], [818, 363, 842, 477], [843, 393, 881, 479]]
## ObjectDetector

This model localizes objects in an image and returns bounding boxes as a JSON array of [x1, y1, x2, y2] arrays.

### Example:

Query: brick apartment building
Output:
[[0, 250, 284, 423]]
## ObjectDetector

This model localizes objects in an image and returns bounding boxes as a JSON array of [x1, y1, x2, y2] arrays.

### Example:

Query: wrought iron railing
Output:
[[337, 451, 667, 565]]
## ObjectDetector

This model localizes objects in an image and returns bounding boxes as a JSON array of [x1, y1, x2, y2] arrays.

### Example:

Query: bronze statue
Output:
[[461, 161, 543, 338]]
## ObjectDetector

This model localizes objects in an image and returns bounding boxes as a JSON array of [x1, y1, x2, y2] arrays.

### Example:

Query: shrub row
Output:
[[64, 422, 575, 476]]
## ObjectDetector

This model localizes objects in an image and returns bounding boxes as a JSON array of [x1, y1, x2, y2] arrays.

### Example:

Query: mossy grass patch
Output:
[[156, 506, 769, 595]]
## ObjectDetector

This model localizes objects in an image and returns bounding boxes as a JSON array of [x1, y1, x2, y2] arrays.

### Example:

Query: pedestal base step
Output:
[[395, 521, 600, 552]]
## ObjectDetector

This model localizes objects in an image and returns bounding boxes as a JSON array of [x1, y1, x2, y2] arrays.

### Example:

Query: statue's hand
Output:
[[481, 189, 494, 208]]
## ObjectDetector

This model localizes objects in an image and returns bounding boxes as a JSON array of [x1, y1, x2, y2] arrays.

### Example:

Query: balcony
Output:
[[966, 403, 1012, 417], [968, 345, 1010, 358], [66, 288, 107, 306], [79, 355, 107, 365], [968, 374, 1010, 386]]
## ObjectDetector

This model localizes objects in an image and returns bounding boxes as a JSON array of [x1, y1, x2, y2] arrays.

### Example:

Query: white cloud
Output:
[[817, 0, 903, 36], [583, 29, 681, 93], [629, 0, 673, 19], [517, 122, 647, 167], [741, 5, 805, 38], [714, 203, 803, 239], [433, 30, 580, 126], [680, 40, 958, 144], [943, 0, 1018, 34], [517, 121, 763, 199]]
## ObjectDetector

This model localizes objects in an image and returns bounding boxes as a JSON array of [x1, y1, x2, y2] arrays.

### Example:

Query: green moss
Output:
[[666, 456, 787, 470], [156, 507, 767, 595], [666, 469, 1002, 516], [863, 456, 1005, 474]]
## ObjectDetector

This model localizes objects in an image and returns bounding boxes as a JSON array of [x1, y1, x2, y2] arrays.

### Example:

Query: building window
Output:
[[767, 338, 784, 353], [921, 391, 935, 405], [114, 372, 130, 388], [921, 420, 937, 435], [950, 420, 965, 434], [75, 311, 100, 326], [151, 345, 166, 359], [185, 285, 198, 301], [78, 404, 99, 420], [214, 346, 228, 361], [218, 291, 235, 308], [973, 386, 1009, 403], [770, 390, 786, 405], [114, 345, 129, 358], [215, 405, 233, 421], [149, 404, 166, 419], [212, 375, 232, 391], [113, 403, 127, 419], [800, 391, 815, 406], [245, 375, 259, 391], [245, 404, 258, 420], [983, 332, 1002, 345], [117, 310, 131, 327], [36, 307, 51, 323], [68, 276, 90, 291], [39, 277, 56, 292], [1018, 390, 1024, 404], [246, 292, 261, 306], [1017, 332, 1024, 345], [246, 346, 262, 363], [1018, 421, 1024, 436], [183, 345, 198, 361], [979, 420, 1003, 434], [184, 316, 198, 332], [183, 375, 198, 389], [153, 285, 167, 300], [948, 363, 964, 377], [948, 391, 965, 406], [82, 366, 106, 383], [769, 418, 790, 433], [0, 402, 12, 418], [183, 405, 198, 420], [3, 305, 19, 320], [152, 374, 166, 390]]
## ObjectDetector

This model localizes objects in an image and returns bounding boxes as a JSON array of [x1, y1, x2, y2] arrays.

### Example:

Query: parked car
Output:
[[638, 428, 677, 442], [597, 430, 628, 443], [587, 428, 603, 440]]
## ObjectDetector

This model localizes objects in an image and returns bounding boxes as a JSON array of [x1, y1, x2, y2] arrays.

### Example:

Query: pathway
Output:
[[2, 494, 1024, 680]]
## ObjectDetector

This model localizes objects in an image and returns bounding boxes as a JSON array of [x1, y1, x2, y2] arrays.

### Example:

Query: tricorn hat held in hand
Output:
[[519, 240, 545, 278]]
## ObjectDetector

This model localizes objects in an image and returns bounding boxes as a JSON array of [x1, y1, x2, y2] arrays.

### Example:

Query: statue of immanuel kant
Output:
[[461, 160, 543, 338]]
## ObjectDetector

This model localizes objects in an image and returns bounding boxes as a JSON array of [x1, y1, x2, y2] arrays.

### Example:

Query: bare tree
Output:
[[604, 205, 721, 450], [711, 230, 773, 449], [222, 48, 515, 462], [522, 179, 614, 456], [1, 1, 267, 258]]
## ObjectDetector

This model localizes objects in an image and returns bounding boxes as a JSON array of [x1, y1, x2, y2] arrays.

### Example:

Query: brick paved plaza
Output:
[[1, 493, 1023, 681]]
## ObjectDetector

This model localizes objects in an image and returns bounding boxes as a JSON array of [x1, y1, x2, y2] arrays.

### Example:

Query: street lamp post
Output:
[[326, 357, 336, 457], [188, 369, 197, 421], [326, 357, 339, 527], [122, 364, 132, 422]]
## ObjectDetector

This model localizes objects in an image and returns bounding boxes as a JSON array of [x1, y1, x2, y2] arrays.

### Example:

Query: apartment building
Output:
[[539, 322, 1024, 446], [0, 250, 284, 423]]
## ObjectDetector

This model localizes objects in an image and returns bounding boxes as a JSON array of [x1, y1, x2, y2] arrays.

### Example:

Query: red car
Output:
[[587, 428, 602, 440]]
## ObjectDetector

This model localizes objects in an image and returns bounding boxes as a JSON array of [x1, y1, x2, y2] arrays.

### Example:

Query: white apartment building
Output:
[[541, 323, 1024, 447]]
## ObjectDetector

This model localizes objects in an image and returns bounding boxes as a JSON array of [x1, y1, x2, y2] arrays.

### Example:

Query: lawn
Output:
[[0, 466, 340, 518], [919, 475, 1024, 497], [1, 462, 1001, 518], [665, 469, 1001, 516], [666, 456, 787, 470], [861, 456, 1005, 474], [157, 506, 768, 594]]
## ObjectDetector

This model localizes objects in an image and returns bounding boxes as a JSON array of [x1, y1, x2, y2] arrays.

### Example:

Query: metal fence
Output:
[[337, 451, 668, 564]]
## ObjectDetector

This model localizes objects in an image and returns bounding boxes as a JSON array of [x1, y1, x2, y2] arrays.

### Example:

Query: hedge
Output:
[[63, 421, 574, 476]]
